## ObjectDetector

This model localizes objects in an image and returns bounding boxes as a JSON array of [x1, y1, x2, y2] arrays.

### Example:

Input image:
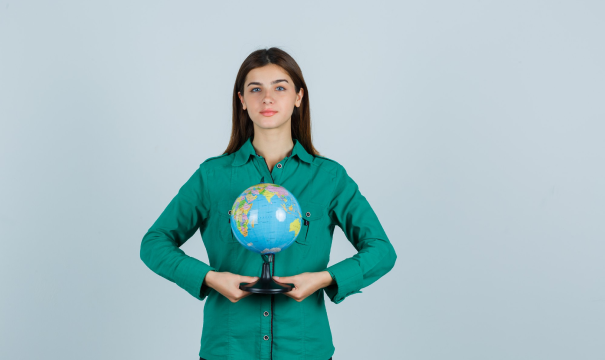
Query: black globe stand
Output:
[[239, 253, 294, 294]]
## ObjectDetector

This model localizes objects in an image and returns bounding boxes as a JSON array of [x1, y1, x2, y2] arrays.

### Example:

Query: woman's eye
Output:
[[250, 86, 285, 93]]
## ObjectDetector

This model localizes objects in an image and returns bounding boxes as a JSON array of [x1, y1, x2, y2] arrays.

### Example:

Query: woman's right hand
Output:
[[204, 271, 258, 303]]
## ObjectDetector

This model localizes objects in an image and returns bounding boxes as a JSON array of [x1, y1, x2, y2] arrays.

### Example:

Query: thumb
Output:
[[273, 275, 292, 282], [241, 275, 259, 282]]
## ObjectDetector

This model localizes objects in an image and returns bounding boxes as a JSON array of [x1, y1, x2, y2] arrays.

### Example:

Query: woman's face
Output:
[[238, 64, 304, 132]]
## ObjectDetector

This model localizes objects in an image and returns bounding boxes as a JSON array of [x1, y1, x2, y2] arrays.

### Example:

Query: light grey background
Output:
[[1, 1, 603, 359]]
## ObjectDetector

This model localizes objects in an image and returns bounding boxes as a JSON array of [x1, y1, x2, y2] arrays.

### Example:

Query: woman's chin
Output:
[[253, 118, 289, 130]]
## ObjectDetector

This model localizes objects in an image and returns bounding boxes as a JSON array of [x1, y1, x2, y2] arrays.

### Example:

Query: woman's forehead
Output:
[[246, 64, 292, 83]]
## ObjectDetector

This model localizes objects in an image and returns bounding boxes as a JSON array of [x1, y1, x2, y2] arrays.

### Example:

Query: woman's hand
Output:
[[272, 271, 334, 302], [204, 271, 258, 303]]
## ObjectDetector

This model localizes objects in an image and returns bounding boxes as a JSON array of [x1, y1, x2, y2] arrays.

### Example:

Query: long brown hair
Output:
[[221, 47, 322, 157]]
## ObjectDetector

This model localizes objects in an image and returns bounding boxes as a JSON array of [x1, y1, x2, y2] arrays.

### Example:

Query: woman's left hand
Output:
[[272, 271, 334, 302]]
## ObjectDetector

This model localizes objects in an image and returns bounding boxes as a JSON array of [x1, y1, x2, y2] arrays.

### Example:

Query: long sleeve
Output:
[[323, 165, 397, 304], [140, 163, 216, 301]]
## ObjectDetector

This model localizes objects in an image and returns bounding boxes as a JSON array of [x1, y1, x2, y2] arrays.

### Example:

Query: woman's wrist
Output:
[[318, 271, 335, 288], [204, 270, 217, 289]]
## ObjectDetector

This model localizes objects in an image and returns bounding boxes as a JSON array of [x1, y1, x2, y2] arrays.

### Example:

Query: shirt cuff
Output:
[[174, 256, 215, 301], [199, 271, 215, 300], [323, 258, 363, 304]]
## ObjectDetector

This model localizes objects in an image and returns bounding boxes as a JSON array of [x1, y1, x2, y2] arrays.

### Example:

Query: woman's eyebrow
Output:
[[247, 79, 289, 87]]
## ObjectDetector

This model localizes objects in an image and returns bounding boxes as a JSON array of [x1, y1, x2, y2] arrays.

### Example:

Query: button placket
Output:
[[260, 296, 272, 355]]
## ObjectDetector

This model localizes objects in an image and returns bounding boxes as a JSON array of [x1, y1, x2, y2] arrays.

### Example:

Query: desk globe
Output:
[[230, 183, 302, 293]]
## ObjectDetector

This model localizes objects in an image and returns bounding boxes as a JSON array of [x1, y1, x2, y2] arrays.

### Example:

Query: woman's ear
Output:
[[295, 88, 304, 107], [238, 91, 246, 110]]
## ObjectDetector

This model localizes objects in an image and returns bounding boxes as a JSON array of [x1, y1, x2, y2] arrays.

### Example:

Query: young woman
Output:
[[140, 47, 397, 360]]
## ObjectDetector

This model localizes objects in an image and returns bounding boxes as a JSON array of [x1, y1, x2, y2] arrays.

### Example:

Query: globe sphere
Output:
[[230, 183, 302, 255]]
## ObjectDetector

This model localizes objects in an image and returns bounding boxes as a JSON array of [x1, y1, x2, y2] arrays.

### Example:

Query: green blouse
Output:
[[140, 136, 397, 360]]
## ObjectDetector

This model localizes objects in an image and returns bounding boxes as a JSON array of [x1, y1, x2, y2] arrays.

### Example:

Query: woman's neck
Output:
[[251, 133, 294, 169]]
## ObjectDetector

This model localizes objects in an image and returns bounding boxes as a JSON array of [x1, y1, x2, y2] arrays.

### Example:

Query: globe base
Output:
[[239, 255, 294, 294]]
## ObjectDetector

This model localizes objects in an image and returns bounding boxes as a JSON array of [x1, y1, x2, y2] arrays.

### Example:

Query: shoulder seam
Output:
[[202, 153, 229, 164], [313, 155, 342, 176]]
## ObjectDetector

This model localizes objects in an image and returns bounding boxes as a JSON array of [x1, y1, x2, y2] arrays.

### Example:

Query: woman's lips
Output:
[[260, 111, 277, 117]]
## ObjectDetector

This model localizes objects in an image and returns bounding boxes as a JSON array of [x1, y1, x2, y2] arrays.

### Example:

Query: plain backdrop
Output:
[[1, 1, 604, 359]]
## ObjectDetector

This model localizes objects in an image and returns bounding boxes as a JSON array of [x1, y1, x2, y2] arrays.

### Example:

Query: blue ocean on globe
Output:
[[229, 183, 303, 255]]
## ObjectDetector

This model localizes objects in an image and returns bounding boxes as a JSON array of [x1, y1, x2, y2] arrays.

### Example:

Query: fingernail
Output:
[[273, 276, 279, 279]]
